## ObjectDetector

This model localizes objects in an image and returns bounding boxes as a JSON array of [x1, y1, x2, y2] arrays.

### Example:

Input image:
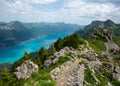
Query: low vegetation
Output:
[[84, 64, 96, 86], [54, 33, 86, 51], [113, 36, 120, 47], [87, 38, 106, 52]]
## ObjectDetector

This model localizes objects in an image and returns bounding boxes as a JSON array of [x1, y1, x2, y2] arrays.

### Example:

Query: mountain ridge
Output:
[[0, 21, 84, 49]]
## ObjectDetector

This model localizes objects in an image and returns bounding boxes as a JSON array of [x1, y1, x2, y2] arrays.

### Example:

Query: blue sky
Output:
[[0, 0, 120, 24]]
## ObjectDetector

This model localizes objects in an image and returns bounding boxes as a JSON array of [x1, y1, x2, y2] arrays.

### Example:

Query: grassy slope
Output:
[[84, 64, 108, 86], [113, 36, 120, 47], [84, 65, 95, 86], [87, 38, 106, 52]]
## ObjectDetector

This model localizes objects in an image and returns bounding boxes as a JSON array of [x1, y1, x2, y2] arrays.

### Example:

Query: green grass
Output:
[[95, 71, 108, 86], [84, 64, 96, 86], [24, 56, 69, 86], [113, 36, 120, 47], [87, 38, 106, 52], [85, 64, 109, 86], [111, 79, 120, 86], [112, 53, 120, 66]]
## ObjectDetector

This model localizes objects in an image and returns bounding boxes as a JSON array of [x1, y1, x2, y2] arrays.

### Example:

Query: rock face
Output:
[[14, 60, 38, 79], [113, 73, 120, 81], [87, 59, 102, 72], [44, 47, 71, 68], [114, 66, 120, 73], [80, 51, 98, 61], [112, 66, 120, 81]]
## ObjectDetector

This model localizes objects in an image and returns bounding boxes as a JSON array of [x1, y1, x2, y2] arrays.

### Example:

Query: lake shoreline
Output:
[[0, 33, 70, 64], [0, 35, 47, 50]]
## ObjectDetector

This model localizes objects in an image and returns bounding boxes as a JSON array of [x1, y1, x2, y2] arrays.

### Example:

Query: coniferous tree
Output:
[[0, 66, 16, 85], [50, 44, 56, 55], [54, 38, 63, 51], [12, 52, 32, 71], [34, 47, 48, 67]]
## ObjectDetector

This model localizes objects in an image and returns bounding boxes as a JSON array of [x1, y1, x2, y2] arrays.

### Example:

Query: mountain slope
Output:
[[77, 20, 120, 40], [76, 20, 120, 52], [0, 21, 83, 49]]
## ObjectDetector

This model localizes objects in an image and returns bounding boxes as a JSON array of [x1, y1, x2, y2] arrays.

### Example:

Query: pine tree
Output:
[[23, 52, 30, 60], [12, 52, 32, 71], [54, 38, 63, 51], [0, 66, 16, 85], [50, 44, 56, 55], [34, 47, 48, 67]]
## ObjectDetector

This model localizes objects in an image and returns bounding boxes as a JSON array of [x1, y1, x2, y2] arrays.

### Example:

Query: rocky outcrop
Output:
[[44, 47, 73, 68], [105, 41, 120, 53], [113, 73, 120, 81], [44, 47, 66, 68], [112, 66, 120, 81], [44, 42, 94, 68], [114, 66, 120, 73], [46, 45, 120, 85], [80, 51, 98, 61], [87, 59, 102, 72], [14, 60, 38, 79]]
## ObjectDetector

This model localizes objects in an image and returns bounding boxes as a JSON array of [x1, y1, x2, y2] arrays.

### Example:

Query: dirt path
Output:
[[66, 64, 84, 86], [50, 59, 84, 86]]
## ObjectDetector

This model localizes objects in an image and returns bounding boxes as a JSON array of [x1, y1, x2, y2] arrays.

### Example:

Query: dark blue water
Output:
[[0, 33, 69, 64]]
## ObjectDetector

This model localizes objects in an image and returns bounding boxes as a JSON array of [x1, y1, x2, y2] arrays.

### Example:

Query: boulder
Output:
[[105, 63, 114, 72], [14, 60, 38, 79], [114, 66, 120, 73], [81, 51, 97, 61], [87, 60, 102, 72], [44, 59, 53, 68], [113, 73, 120, 81], [44, 47, 67, 68]]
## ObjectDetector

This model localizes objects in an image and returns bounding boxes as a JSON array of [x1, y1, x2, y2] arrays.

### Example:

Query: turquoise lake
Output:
[[0, 33, 71, 64]]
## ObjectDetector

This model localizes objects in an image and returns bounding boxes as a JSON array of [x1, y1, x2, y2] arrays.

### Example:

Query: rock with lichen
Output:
[[14, 60, 38, 79]]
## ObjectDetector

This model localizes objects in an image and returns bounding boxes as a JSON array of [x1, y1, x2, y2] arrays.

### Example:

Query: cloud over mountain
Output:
[[0, 0, 120, 24]]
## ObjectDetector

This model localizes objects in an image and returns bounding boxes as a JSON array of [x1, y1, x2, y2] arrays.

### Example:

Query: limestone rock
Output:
[[14, 60, 38, 79], [80, 51, 97, 61], [105, 63, 114, 72], [113, 73, 120, 81], [114, 66, 120, 73], [44, 47, 70, 68], [87, 60, 102, 72]]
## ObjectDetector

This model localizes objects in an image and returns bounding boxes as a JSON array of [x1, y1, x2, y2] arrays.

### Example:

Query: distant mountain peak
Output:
[[0, 22, 5, 25], [8, 21, 22, 26], [76, 19, 119, 42], [105, 19, 114, 23], [104, 19, 115, 27], [91, 20, 103, 25]]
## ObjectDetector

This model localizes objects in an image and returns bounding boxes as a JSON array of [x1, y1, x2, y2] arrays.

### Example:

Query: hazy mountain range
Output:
[[0, 21, 83, 49]]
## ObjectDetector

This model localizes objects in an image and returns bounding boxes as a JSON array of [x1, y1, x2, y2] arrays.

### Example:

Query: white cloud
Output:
[[30, 0, 57, 4], [60, 0, 120, 24], [0, 0, 120, 24]]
